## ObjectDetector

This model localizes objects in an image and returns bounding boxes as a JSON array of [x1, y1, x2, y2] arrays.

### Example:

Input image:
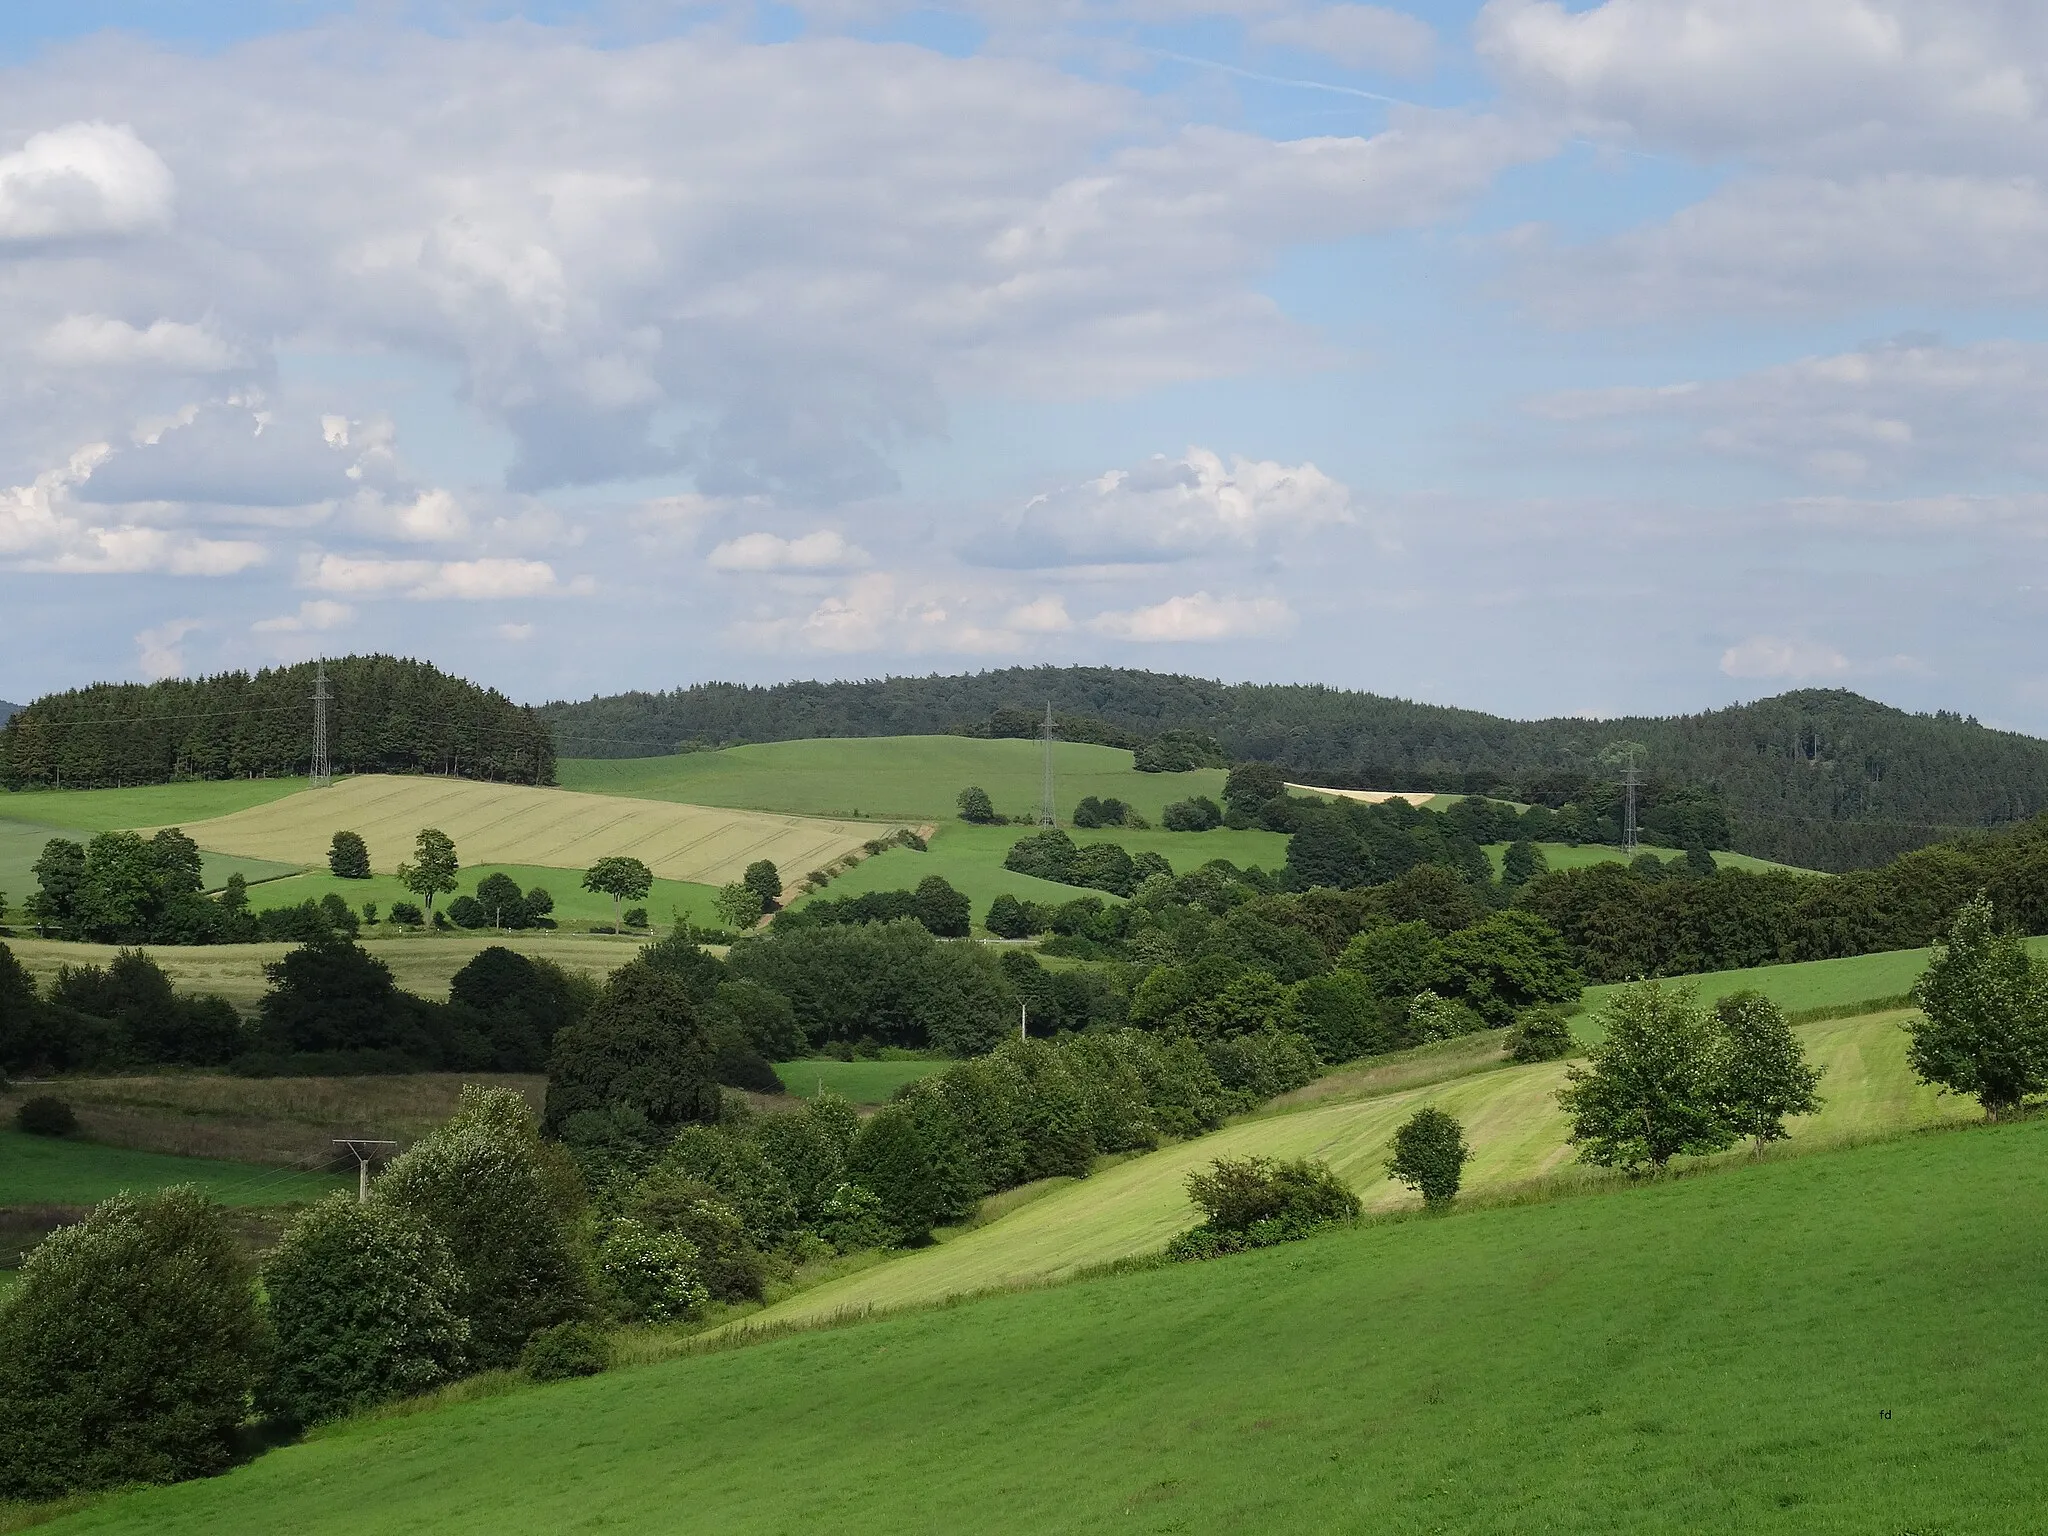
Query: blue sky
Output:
[[4, 0, 2047, 729]]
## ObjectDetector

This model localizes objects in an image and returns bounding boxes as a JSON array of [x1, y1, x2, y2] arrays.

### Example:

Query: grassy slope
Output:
[[0, 820, 301, 908], [47, 1116, 2048, 1535], [798, 820, 1292, 931], [0, 780, 312, 834], [0, 1130, 346, 1208], [244, 864, 723, 930], [770, 1060, 946, 1103], [742, 1007, 1963, 1329], [561, 738, 1230, 824], [1, 932, 650, 1011]]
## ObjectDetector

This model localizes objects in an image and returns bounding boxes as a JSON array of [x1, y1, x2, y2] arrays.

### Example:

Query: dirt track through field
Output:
[[158, 774, 897, 887]]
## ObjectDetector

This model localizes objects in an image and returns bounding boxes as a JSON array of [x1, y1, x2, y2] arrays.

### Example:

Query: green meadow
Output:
[[243, 863, 725, 931], [41, 1114, 2048, 1535], [0, 1130, 347, 1209], [0, 779, 314, 835], [769, 1059, 947, 1103], [560, 737, 1230, 824]]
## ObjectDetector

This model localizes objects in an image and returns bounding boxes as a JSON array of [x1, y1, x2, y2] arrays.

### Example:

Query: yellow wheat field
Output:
[[161, 774, 898, 887]]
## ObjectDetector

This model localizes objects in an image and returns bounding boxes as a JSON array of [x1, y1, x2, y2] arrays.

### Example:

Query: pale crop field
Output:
[[159, 774, 896, 888], [739, 1008, 1967, 1331]]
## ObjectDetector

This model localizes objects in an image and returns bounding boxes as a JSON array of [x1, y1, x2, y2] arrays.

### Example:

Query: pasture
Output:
[[1483, 840, 1815, 878], [0, 779, 311, 835], [770, 1060, 946, 1104], [741, 1007, 1961, 1329], [561, 737, 1230, 824], [165, 775, 894, 889], [0, 1130, 346, 1209], [40, 1114, 2048, 1535]]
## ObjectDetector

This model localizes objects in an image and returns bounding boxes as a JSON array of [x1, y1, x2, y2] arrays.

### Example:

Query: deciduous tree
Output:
[[1907, 894, 2048, 1119], [582, 855, 653, 930], [396, 828, 460, 919], [1556, 981, 1734, 1172]]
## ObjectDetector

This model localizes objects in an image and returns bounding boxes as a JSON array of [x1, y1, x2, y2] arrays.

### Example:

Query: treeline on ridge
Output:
[[0, 655, 553, 789], [539, 666, 2048, 871]]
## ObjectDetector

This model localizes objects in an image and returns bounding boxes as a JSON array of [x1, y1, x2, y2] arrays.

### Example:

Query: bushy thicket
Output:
[[0, 654, 553, 788], [771, 875, 972, 938], [1166, 1155, 1361, 1260], [0, 1187, 265, 1498], [0, 941, 244, 1076], [1003, 828, 1171, 897]]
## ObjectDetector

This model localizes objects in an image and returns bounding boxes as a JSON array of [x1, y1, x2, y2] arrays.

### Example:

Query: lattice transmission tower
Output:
[[1620, 744, 1641, 858], [1039, 702, 1056, 827], [311, 659, 333, 788]]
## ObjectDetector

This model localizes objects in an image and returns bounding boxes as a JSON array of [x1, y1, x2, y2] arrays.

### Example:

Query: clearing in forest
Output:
[[160, 774, 894, 888]]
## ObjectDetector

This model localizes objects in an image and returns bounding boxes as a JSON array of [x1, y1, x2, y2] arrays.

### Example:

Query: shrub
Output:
[[448, 895, 487, 930], [626, 1173, 767, 1301], [595, 1218, 708, 1323], [846, 1093, 975, 1244], [657, 1126, 800, 1247], [377, 1087, 590, 1367], [361, 901, 379, 925], [1168, 1155, 1359, 1259], [818, 1181, 893, 1252], [1386, 1106, 1469, 1208], [1510, 1007, 1576, 1063], [957, 785, 1001, 824], [0, 1187, 264, 1498], [703, 978, 803, 1061], [1287, 971, 1383, 1063], [15, 1095, 78, 1136], [1161, 796, 1223, 832], [1407, 989, 1483, 1043], [389, 900, 424, 926], [624, 907, 649, 929], [521, 1321, 609, 1382], [262, 1194, 468, 1425], [328, 830, 371, 880]]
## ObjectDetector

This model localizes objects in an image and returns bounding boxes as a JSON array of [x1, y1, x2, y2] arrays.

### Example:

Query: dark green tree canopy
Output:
[[1557, 982, 1735, 1172], [328, 830, 371, 879], [544, 962, 722, 1136]]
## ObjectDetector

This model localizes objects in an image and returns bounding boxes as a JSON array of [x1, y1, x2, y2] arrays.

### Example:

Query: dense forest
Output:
[[0, 702, 17, 727], [540, 668, 2048, 871], [0, 657, 553, 788]]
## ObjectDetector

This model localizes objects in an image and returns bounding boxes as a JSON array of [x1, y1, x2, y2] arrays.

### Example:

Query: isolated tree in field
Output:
[[743, 859, 782, 912], [262, 1194, 468, 1426], [582, 855, 652, 930], [1385, 1106, 1470, 1208], [0, 1186, 264, 1499], [1907, 894, 2048, 1119], [396, 828, 459, 919], [377, 1086, 589, 1368], [957, 785, 998, 824], [714, 881, 765, 931], [327, 830, 371, 880], [1556, 980, 1734, 1173], [1714, 991, 1823, 1153], [913, 874, 972, 938]]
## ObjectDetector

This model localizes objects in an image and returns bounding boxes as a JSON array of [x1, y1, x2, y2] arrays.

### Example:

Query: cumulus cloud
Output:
[[1252, 4, 1437, 73], [1719, 635, 1851, 680], [252, 599, 354, 633], [1089, 591, 1295, 641], [0, 121, 174, 242], [135, 619, 203, 680], [0, 443, 266, 574], [707, 530, 870, 572], [984, 446, 1355, 566], [1528, 337, 2048, 483], [78, 400, 394, 509], [303, 553, 560, 600], [36, 315, 243, 372]]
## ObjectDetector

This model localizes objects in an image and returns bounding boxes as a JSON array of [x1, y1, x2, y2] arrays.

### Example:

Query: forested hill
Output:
[[0, 702, 16, 728], [0, 657, 553, 789], [541, 668, 2048, 871]]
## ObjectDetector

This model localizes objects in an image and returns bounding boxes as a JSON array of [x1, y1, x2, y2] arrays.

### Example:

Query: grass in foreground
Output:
[[561, 737, 1230, 824], [41, 1115, 2048, 1535], [0, 1130, 347, 1208]]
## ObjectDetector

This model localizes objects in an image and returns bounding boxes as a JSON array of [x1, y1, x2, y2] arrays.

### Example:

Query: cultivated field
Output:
[[561, 737, 1231, 824], [740, 1007, 1962, 1329], [160, 774, 893, 888], [41, 1115, 2048, 1534], [0, 932, 650, 1012]]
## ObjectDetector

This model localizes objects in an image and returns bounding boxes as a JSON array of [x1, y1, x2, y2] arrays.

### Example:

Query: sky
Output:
[[3, 1, 2047, 728]]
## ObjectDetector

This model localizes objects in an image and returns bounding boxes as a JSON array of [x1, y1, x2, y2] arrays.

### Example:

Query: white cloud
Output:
[[989, 446, 1355, 566], [707, 529, 870, 572], [0, 442, 266, 574], [1719, 635, 1851, 680], [1006, 595, 1073, 632], [1089, 590, 1295, 641], [0, 121, 174, 242], [1252, 5, 1437, 73], [253, 599, 354, 633], [135, 619, 203, 680], [1527, 337, 2048, 484], [496, 621, 536, 642], [36, 315, 243, 372], [304, 552, 559, 601]]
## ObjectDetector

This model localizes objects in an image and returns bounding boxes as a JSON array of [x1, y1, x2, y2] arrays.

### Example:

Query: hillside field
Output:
[[0, 1130, 346, 1209], [770, 1059, 946, 1103], [40, 1113, 2048, 1534], [1482, 840, 1814, 878], [162, 774, 895, 889], [0, 779, 313, 835], [739, 1006, 1964, 1329], [561, 737, 1230, 824], [243, 863, 724, 931], [0, 819, 300, 908]]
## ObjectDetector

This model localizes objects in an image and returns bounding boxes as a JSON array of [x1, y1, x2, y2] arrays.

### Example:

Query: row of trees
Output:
[[0, 655, 554, 789]]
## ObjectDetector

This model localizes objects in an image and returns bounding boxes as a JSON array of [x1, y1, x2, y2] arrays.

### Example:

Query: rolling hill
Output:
[[38, 1112, 2048, 1534], [542, 668, 2048, 870]]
